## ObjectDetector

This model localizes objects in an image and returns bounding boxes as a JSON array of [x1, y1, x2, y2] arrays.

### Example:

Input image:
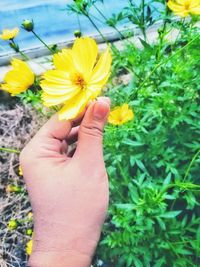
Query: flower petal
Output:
[[72, 37, 98, 80], [40, 79, 79, 95], [42, 87, 80, 107], [4, 70, 32, 87], [90, 47, 112, 85], [167, 1, 185, 11], [1, 83, 27, 95], [58, 90, 92, 120], [190, 6, 200, 14], [42, 70, 71, 84], [53, 49, 76, 72]]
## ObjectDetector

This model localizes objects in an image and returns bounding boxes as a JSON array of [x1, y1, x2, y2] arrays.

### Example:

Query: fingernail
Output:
[[97, 96, 111, 105], [93, 101, 110, 120]]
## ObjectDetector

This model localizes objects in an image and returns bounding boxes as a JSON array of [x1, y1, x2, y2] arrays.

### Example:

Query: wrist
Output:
[[29, 220, 100, 267], [29, 250, 92, 267]]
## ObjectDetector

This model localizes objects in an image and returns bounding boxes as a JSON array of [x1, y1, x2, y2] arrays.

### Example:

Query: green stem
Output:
[[157, 2, 169, 60], [0, 147, 20, 154], [18, 50, 29, 61], [77, 13, 82, 32], [183, 149, 200, 182], [11, 40, 29, 61], [32, 30, 54, 54], [95, 3, 135, 47], [93, 3, 133, 44], [141, 0, 146, 41], [85, 14, 108, 44], [170, 148, 200, 211], [132, 34, 200, 98], [174, 18, 186, 45]]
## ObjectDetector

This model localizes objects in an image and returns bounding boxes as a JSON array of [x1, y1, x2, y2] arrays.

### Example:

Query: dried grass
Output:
[[0, 100, 45, 266]]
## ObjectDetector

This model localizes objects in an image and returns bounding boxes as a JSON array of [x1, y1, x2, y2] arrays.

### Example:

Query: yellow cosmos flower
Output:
[[167, 0, 200, 17], [108, 104, 134, 125], [1, 58, 34, 96], [0, 27, 19, 40], [26, 239, 33, 255], [41, 37, 112, 120]]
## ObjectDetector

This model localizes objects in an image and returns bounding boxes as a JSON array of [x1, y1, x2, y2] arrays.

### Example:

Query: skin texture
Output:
[[20, 97, 110, 267]]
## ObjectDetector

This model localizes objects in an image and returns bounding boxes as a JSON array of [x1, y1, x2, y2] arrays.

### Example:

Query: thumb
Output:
[[75, 97, 110, 163]]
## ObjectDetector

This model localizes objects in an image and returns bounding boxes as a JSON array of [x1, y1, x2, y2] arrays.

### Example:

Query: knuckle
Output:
[[80, 122, 103, 138]]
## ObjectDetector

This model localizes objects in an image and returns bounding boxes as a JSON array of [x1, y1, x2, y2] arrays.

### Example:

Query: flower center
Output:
[[184, 2, 190, 10], [72, 74, 86, 89]]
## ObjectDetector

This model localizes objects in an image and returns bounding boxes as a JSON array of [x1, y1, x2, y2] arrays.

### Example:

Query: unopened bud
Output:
[[22, 19, 34, 32], [9, 42, 19, 52], [74, 30, 82, 38]]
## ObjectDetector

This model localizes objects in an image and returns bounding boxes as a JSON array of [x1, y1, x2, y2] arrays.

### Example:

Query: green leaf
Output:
[[133, 257, 143, 267], [122, 139, 144, 147], [160, 210, 182, 218], [163, 173, 172, 186], [139, 37, 152, 49]]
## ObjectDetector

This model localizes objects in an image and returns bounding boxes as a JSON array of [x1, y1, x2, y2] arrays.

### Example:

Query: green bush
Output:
[[99, 25, 200, 267]]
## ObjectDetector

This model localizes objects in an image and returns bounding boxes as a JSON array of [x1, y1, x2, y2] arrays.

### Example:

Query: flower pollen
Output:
[[73, 73, 86, 89]]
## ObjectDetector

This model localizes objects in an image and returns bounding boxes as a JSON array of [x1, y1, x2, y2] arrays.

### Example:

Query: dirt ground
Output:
[[0, 97, 46, 267]]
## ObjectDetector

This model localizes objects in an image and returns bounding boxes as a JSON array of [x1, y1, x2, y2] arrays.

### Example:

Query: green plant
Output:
[[96, 21, 200, 267]]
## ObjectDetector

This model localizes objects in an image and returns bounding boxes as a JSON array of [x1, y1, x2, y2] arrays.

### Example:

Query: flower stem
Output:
[[183, 149, 200, 182], [31, 30, 54, 54], [0, 147, 20, 154], [141, 0, 146, 41], [85, 14, 108, 44], [18, 50, 29, 61], [93, 3, 133, 44], [11, 40, 29, 61]]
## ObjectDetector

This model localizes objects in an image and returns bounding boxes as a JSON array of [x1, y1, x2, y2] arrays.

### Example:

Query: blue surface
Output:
[[0, 0, 162, 55]]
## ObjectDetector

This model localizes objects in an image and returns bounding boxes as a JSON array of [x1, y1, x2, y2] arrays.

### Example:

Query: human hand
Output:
[[20, 97, 110, 267]]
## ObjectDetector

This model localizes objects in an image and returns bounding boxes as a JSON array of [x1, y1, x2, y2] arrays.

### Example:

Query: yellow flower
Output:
[[8, 219, 18, 230], [18, 166, 23, 176], [26, 239, 33, 255], [167, 0, 200, 17], [0, 27, 19, 40], [6, 184, 21, 193], [1, 58, 34, 95], [108, 104, 134, 125], [27, 212, 33, 220], [41, 37, 112, 120]]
